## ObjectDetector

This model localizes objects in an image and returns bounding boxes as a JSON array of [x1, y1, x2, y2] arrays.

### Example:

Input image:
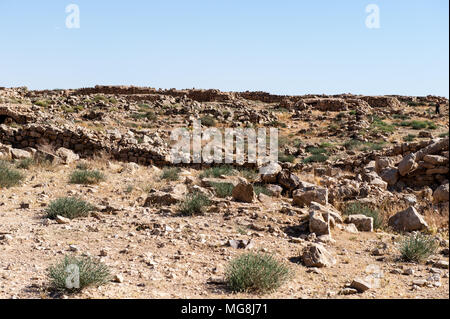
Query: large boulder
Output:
[[301, 243, 337, 268], [277, 169, 300, 191], [309, 211, 330, 236], [293, 187, 328, 206], [231, 178, 255, 203], [388, 206, 428, 232], [398, 153, 418, 176], [260, 162, 282, 183], [433, 183, 449, 203], [346, 214, 373, 232], [56, 147, 79, 164], [309, 201, 343, 224], [379, 167, 399, 186], [10, 148, 32, 160]]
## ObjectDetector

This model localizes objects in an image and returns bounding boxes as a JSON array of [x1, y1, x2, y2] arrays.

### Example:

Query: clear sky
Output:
[[0, 0, 448, 96]]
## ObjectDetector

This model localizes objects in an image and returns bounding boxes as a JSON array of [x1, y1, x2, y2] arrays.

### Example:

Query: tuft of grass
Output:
[[15, 158, 34, 169], [344, 202, 383, 229], [161, 167, 181, 181], [403, 134, 416, 142], [0, 160, 25, 188], [372, 116, 396, 133], [47, 255, 111, 293], [279, 153, 295, 163], [179, 192, 211, 216], [400, 120, 437, 130], [69, 169, 105, 185], [211, 182, 234, 198], [439, 132, 449, 138], [254, 185, 272, 196], [34, 99, 52, 108], [306, 147, 327, 155], [45, 197, 95, 219], [200, 165, 235, 178], [399, 233, 438, 263], [225, 252, 292, 294], [302, 154, 328, 163]]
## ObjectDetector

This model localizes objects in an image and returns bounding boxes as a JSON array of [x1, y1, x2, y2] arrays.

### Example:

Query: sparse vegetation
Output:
[[279, 153, 295, 163], [15, 158, 34, 169], [211, 182, 234, 198], [161, 167, 181, 181], [45, 197, 95, 219], [344, 202, 383, 229], [225, 252, 292, 294], [200, 165, 235, 178], [399, 233, 438, 263], [0, 160, 25, 188], [47, 255, 111, 293], [302, 154, 328, 163], [179, 192, 211, 216], [69, 169, 105, 185]]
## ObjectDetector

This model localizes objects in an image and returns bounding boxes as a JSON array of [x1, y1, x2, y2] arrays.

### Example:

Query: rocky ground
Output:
[[0, 86, 449, 299]]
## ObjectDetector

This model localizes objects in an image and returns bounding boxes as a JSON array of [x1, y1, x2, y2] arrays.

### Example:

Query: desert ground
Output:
[[0, 86, 448, 299]]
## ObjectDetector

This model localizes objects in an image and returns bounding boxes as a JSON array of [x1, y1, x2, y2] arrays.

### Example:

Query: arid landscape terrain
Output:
[[0, 85, 448, 299]]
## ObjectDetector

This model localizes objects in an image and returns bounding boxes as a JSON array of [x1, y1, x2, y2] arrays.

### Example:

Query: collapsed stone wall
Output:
[[0, 123, 170, 166]]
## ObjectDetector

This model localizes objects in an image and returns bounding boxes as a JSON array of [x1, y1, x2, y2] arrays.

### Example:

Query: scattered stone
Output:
[[350, 278, 372, 292], [345, 214, 373, 232], [388, 206, 428, 232], [301, 243, 336, 268]]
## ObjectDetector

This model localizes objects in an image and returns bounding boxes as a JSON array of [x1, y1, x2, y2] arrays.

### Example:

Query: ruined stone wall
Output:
[[0, 124, 170, 166]]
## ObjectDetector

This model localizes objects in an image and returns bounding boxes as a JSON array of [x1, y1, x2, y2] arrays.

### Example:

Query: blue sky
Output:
[[0, 0, 448, 96]]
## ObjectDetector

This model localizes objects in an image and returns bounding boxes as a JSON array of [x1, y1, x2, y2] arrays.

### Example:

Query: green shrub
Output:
[[69, 169, 105, 185], [34, 99, 51, 108], [47, 255, 111, 293], [399, 233, 438, 263], [372, 117, 396, 133], [161, 167, 181, 181], [403, 134, 416, 142], [15, 158, 34, 169], [225, 252, 292, 294], [344, 202, 383, 229], [254, 185, 272, 196], [200, 165, 235, 178], [179, 192, 211, 216], [279, 153, 295, 163], [46, 197, 95, 219], [306, 147, 327, 155], [302, 154, 328, 163], [0, 161, 25, 188], [211, 182, 234, 198], [239, 168, 258, 181], [439, 132, 449, 138]]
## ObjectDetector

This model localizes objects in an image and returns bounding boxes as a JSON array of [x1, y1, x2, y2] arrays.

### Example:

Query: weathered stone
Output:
[[350, 278, 372, 292], [293, 187, 328, 207], [398, 153, 418, 176], [143, 191, 183, 206], [379, 167, 399, 186], [301, 243, 336, 268], [231, 178, 255, 203], [309, 211, 330, 236], [346, 214, 373, 232], [10, 148, 32, 160], [433, 183, 449, 203], [277, 169, 300, 191], [56, 147, 79, 164], [388, 206, 428, 232], [260, 162, 282, 183]]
